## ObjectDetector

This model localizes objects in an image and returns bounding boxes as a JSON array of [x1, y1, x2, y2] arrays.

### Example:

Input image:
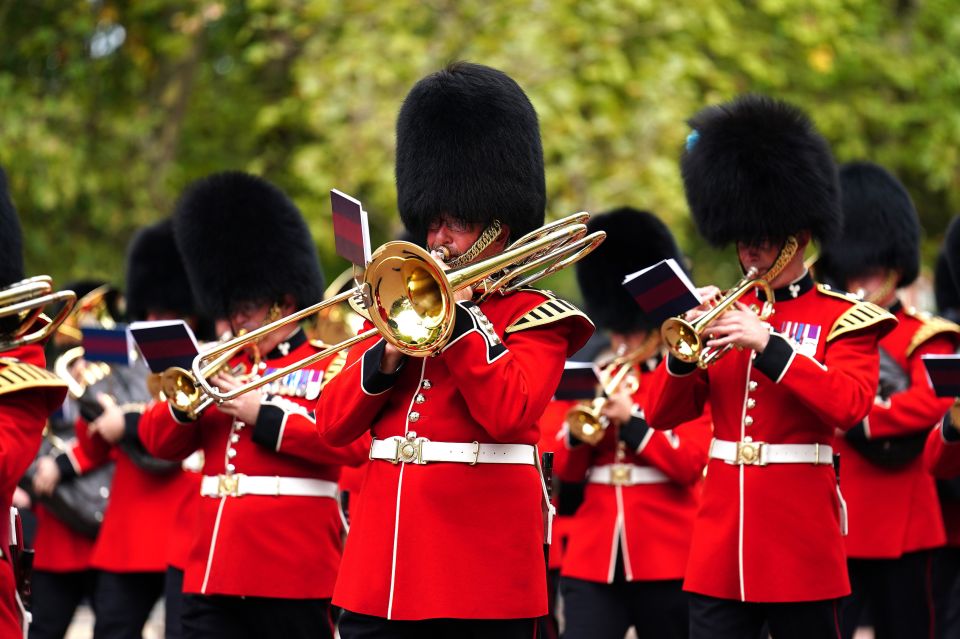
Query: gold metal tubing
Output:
[[1, 276, 77, 351]]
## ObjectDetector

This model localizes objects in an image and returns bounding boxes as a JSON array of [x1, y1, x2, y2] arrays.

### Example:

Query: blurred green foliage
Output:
[[2, 0, 959, 301]]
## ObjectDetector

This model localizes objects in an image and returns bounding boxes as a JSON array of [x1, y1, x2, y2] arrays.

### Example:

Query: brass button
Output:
[[421, 380, 432, 390], [231, 434, 240, 443], [748, 381, 758, 391], [415, 394, 426, 404], [409, 411, 420, 423], [227, 448, 237, 459], [226, 463, 236, 473], [747, 398, 756, 409], [744, 415, 754, 426]]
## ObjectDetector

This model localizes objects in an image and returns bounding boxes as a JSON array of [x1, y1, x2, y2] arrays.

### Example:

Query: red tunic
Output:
[[556, 367, 711, 583], [834, 306, 956, 558], [645, 278, 895, 602], [925, 417, 960, 546], [0, 345, 68, 635], [538, 399, 574, 571], [139, 332, 369, 598], [318, 291, 593, 620]]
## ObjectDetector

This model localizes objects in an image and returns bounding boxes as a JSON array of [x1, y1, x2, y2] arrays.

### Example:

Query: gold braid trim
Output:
[[320, 349, 349, 388], [505, 290, 592, 334], [903, 309, 960, 357], [444, 220, 503, 269], [0, 358, 67, 397], [826, 301, 897, 342]]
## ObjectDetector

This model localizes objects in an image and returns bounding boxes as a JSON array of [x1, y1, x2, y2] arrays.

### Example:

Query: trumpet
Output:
[[159, 332, 258, 419], [661, 236, 799, 368], [191, 213, 606, 404], [1, 276, 77, 351], [566, 338, 658, 445]]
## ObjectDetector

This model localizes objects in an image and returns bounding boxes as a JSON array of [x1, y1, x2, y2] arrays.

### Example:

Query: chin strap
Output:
[[445, 219, 503, 269]]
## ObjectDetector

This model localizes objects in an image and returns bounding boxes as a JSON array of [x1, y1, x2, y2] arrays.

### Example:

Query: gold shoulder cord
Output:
[[445, 220, 503, 269], [826, 301, 895, 342]]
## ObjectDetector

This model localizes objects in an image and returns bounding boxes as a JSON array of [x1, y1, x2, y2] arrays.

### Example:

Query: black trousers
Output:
[[182, 594, 333, 639], [840, 550, 936, 639], [935, 547, 960, 639], [92, 570, 165, 639], [28, 569, 97, 639], [689, 593, 841, 639], [165, 567, 185, 639], [561, 575, 688, 639], [338, 609, 538, 639]]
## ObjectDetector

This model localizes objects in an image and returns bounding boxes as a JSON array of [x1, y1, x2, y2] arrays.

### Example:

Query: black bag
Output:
[[845, 347, 928, 467]]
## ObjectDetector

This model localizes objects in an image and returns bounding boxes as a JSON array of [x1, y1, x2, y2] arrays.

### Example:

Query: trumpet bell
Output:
[[159, 367, 201, 414], [567, 400, 608, 445], [660, 317, 702, 364]]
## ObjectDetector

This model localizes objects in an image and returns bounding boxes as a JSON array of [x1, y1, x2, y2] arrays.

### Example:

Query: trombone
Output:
[[192, 213, 606, 405], [1, 276, 77, 351]]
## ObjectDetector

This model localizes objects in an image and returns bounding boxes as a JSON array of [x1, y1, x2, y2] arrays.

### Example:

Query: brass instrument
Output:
[[307, 268, 368, 346], [192, 213, 606, 404], [566, 338, 658, 445], [53, 346, 112, 400], [159, 332, 256, 419], [661, 236, 799, 368], [0, 276, 76, 351]]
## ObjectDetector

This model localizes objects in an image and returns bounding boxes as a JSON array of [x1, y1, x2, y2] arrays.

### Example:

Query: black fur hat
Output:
[[944, 216, 960, 309], [576, 207, 684, 333], [125, 219, 196, 321], [681, 94, 840, 247], [818, 162, 919, 288], [396, 61, 546, 243], [0, 167, 24, 288], [173, 172, 324, 318], [935, 250, 960, 320]]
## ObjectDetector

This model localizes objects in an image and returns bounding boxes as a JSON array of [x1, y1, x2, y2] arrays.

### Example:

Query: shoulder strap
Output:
[[505, 290, 592, 334], [903, 310, 960, 357], [826, 302, 897, 342], [0, 358, 67, 397]]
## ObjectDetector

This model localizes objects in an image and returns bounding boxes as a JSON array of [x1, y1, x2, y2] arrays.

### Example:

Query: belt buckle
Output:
[[610, 464, 632, 485], [218, 474, 240, 497], [736, 441, 766, 466], [393, 433, 423, 465]]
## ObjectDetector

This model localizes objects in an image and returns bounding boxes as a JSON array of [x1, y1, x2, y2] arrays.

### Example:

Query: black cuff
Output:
[[120, 412, 142, 446], [666, 354, 698, 377], [753, 334, 794, 382], [619, 415, 651, 451], [449, 301, 478, 342], [845, 420, 869, 443], [252, 403, 284, 450], [943, 413, 960, 443], [54, 453, 78, 481], [78, 390, 104, 423], [169, 403, 197, 424], [565, 430, 584, 448], [361, 339, 404, 395]]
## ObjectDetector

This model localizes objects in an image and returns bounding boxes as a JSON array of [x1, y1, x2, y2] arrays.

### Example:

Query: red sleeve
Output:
[[441, 302, 572, 442], [73, 416, 113, 465], [0, 388, 58, 487], [554, 437, 593, 483], [317, 333, 398, 447], [251, 395, 371, 467], [138, 400, 203, 462], [924, 415, 960, 479], [748, 329, 881, 431], [644, 358, 710, 431], [636, 408, 712, 486], [865, 335, 956, 438]]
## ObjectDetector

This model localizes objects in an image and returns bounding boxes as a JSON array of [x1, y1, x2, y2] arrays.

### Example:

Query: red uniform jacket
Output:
[[318, 291, 593, 620], [556, 361, 711, 583], [139, 330, 368, 599], [0, 345, 68, 635], [73, 414, 195, 573], [538, 399, 574, 571], [925, 412, 960, 545], [835, 305, 956, 558], [645, 275, 895, 603]]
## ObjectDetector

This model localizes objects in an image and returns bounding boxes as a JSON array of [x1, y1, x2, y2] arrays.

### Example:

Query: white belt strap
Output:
[[369, 434, 537, 466], [709, 438, 833, 466], [200, 474, 339, 498], [588, 464, 670, 486]]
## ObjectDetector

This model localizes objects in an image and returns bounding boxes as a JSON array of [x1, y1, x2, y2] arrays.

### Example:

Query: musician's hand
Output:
[[684, 286, 722, 322], [88, 393, 125, 444], [601, 390, 634, 427], [704, 302, 771, 353], [12, 486, 31, 509], [33, 456, 61, 497], [213, 372, 263, 424]]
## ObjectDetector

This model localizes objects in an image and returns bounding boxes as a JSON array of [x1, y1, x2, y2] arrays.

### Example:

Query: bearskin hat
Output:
[[935, 250, 960, 321], [396, 61, 545, 244], [576, 207, 684, 333], [681, 94, 840, 247], [944, 216, 960, 308], [0, 167, 24, 288], [125, 219, 196, 321], [817, 162, 919, 289], [173, 172, 324, 318]]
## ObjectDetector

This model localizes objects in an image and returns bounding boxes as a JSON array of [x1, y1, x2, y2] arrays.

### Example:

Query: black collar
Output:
[[757, 271, 815, 302], [265, 327, 307, 360], [888, 300, 904, 315]]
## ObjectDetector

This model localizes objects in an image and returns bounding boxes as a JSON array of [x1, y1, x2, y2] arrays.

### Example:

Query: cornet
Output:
[[191, 213, 606, 405], [1, 276, 76, 351], [566, 340, 656, 445]]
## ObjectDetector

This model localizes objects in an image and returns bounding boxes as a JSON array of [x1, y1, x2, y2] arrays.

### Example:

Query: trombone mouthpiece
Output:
[[431, 247, 450, 262]]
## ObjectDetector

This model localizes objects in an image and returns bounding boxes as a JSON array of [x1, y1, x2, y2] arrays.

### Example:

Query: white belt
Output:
[[588, 464, 669, 486], [200, 474, 339, 498], [369, 434, 537, 466], [709, 438, 833, 466]]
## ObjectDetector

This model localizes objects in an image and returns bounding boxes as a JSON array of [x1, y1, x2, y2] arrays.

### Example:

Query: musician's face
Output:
[[228, 296, 296, 357], [426, 215, 485, 261], [736, 239, 781, 276], [847, 269, 895, 304]]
